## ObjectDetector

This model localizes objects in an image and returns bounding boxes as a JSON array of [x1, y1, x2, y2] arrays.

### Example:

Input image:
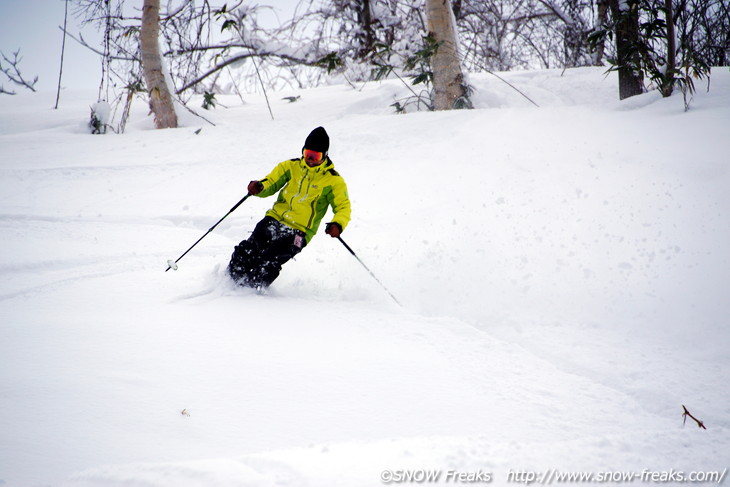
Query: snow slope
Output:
[[1, 67, 729, 487]]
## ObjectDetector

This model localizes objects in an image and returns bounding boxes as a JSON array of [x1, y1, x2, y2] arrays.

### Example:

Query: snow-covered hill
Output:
[[1, 67, 729, 487]]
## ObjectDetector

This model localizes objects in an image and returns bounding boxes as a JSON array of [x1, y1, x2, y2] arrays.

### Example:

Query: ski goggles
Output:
[[303, 149, 324, 164]]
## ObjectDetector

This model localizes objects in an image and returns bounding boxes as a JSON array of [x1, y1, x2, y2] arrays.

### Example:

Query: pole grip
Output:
[[337, 236, 357, 256], [229, 193, 251, 213]]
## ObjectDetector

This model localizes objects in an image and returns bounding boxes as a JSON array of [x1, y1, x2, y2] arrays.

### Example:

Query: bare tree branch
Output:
[[0, 49, 38, 94], [175, 50, 323, 94], [58, 26, 138, 61]]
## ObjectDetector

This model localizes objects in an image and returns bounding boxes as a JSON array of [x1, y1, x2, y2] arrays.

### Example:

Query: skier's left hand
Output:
[[325, 222, 342, 238], [248, 180, 263, 195]]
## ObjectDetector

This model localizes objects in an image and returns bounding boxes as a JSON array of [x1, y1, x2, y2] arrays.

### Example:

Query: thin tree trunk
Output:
[[608, 0, 644, 100], [358, 0, 375, 60], [141, 0, 178, 129], [426, 0, 470, 110], [661, 0, 676, 97], [593, 0, 609, 66], [55, 0, 69, 109]]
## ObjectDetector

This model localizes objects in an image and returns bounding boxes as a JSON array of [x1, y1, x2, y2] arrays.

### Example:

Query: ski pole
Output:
[[166, 193, 251, 272], [336, 236, 401, 306]]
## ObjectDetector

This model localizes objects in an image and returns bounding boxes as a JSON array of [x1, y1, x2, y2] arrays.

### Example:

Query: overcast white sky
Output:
[[0, 0, 93, 93], [0, 0, 299, 97]]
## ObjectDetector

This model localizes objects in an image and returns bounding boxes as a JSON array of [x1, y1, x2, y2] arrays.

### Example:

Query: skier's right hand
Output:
[[248, 180, 263, 195], [325, 222, 342, 238]]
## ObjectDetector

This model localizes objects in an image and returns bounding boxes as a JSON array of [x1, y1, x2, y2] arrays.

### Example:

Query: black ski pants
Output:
[[228, 216, 306, 288]]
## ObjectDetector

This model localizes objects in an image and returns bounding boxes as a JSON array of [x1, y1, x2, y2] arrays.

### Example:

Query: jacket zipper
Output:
[[284, 164, 311, 222]]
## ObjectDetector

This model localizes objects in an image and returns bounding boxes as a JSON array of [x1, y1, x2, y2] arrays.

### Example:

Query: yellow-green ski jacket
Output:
[[257, 156, 351, 243]]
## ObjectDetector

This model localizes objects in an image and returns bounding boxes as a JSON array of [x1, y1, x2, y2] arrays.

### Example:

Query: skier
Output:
[[227, 126, 351, 289]]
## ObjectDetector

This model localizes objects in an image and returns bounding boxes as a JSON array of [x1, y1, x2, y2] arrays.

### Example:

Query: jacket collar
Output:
[[300, 156, 332, 174]]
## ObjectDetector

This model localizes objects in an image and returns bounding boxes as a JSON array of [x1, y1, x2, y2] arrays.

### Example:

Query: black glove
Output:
[[248, 180, 263, 195], [325, 222, 342, 238]]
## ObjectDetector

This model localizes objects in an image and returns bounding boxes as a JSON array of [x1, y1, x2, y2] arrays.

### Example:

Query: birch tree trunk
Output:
[[425, 0, 470, 110], [140, 0, 178, 129]]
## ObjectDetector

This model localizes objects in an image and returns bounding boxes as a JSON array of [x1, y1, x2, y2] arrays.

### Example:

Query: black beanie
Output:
[[304, 126, 329, 153]]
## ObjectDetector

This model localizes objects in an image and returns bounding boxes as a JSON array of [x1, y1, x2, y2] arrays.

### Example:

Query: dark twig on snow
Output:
[[682, 405, 707, 429]]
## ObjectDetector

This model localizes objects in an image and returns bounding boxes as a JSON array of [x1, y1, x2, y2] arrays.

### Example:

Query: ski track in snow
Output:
[[1, 68, 729, 487]]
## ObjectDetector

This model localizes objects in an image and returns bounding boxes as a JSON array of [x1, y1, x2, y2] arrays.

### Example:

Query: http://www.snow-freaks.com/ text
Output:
[[379, 467, 727, 484]]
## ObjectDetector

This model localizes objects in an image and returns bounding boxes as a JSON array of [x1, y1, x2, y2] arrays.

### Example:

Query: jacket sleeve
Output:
[[328, 177, 351, 231], [258, 160, 293, 197]]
